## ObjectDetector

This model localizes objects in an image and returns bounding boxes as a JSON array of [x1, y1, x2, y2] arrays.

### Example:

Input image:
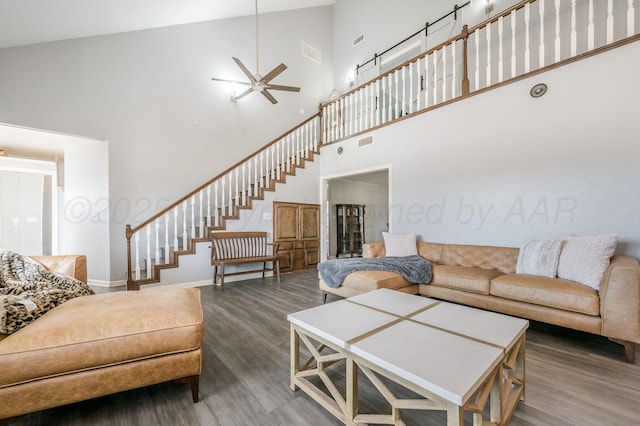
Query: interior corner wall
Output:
[[0, 6, 333, 282], [319, 40, 640, 258]]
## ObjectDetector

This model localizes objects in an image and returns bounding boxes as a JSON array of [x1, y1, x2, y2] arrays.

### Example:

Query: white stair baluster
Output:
[[220, 178, 226, 219], [154, 219, 160, 265], [199, 190, 204, 237], [242, 163, 247, 206], [228, 174, 233, 216], [525, 3, 531, 72], [606, 0, 613, 44], [571, 0, 577, 56], [254, 157, 258, 197], [511, 10, 517, 78], [259, 152, 264, 189], [182, 201, 188, 250], [275, 144, 280, 180], [628, 0, 635, 37], [587, 0, 594, 51], [165, 213, 170, 264], [173, 207, 178, 250], [555, 0, 561, 62], [134, 232, 141, 280], [286, 136, 291, 173], [498, 17, 504, 83], [190, 195, 195, 238], [539, 0, 545, 68], [214, 181, 219, 227], [313, 118, 318, 151], [206, 186, 211, 227], [486, 23, 491, 87], [146, 224, 152, 279], [234, 169, 239, 211]]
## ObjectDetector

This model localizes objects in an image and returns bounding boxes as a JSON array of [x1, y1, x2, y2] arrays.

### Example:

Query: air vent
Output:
[[301, 41, 321, 64], [358, 136, 373, 147], [353, 33, 365, 47]]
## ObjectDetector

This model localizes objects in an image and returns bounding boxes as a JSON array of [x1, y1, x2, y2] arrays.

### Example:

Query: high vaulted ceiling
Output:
[[0, 0, 336, 49]]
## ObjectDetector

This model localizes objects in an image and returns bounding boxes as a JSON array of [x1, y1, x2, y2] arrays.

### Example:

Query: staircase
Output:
[[126, 0, 639, 290]]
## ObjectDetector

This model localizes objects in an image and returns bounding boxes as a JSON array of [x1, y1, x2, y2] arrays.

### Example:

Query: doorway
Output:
[[321, 167, 390, 261]]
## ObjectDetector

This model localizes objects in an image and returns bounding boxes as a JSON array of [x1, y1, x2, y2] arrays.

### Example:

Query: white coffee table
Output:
[[288, 289, 528, 426]]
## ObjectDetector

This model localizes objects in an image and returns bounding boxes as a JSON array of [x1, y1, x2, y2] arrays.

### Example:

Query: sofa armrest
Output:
[[30, 255, 88, 284], [599, 255, 640, 343], [363, 242, 385, 258]]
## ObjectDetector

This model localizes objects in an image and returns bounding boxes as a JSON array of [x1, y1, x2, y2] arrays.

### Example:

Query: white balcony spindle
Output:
[[409, 62, 414, 114], [134, 232, 141, 280], [376, 79, 381, 125], [146, 224, 152, 279], [539, 0, 545, 68], [555, 0, 561, 62], [606, 0, 614, 44], [442, 44, 448, 101], [451, 42, 457, 97], [395, 70, 400, 119], [401, 66, 406, 116], [525, 3, 531, 73], [628, 0, 635, 37], [511, 10, 517, 78], [571, 0, 577, 56], [164, 214, 170, 264], [474, 30, 480, 90], [424, 53, 429, 107], [416, 60, 422, 111], [154, 219, 160, 265], [388, 74, 393, 121], [498, 17, 504, 82], [588, 0, 595, 51]]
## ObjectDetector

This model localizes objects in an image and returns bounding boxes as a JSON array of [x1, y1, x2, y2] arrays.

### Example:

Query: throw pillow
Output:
[[557, 234, 618, 290], [516, 240, 563, 278], [382, 232, 418, 257]]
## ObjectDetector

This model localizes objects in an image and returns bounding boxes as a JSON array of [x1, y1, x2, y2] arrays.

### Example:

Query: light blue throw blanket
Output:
[[318, 255, 432, 288]]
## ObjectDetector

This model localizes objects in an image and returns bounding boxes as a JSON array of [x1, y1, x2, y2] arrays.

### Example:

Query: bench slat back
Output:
[[211, 232, 270, 261]]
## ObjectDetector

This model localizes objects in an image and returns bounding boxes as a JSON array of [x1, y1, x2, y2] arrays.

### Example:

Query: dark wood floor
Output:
[[13, 270, 640, 425]]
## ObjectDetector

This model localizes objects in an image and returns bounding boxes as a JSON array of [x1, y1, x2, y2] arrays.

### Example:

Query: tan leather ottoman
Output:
[[0, 287, 204, 421]]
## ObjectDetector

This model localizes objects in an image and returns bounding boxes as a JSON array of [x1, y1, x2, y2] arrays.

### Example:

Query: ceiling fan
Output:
[[211, 0, 300, 104]]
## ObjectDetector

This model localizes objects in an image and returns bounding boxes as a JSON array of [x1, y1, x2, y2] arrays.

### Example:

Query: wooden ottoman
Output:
[[0, 287, 204, 421]]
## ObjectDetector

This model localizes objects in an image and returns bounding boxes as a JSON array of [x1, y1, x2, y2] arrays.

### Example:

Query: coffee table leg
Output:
[[490, 372, 501, 424], [346, 358, 358, 422], [290, 324, 299, 391], [447, 406, 464, 426]]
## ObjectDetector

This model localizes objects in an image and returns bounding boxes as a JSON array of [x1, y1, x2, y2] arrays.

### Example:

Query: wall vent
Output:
[[358, 136, 373, 147], [301, 41, 321, 64], [353, 33, 365, 47]]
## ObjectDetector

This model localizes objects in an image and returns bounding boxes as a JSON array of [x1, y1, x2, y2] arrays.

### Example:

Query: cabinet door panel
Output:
[[299, 205, 320, 240], [274, 203, 299, 241]]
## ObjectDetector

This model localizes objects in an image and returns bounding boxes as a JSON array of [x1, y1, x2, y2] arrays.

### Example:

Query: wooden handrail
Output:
[[126, 112, 320, 235]]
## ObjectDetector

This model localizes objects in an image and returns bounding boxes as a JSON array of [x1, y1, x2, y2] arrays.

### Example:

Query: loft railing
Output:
[[321, 0, 638, 144], [125, 114, 320, 287], [125, 0, 638, 288]]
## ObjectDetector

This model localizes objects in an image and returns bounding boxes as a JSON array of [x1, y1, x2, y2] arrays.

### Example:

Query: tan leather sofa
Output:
[[0, 255, 204, 422], [320, 242, 640, 363]]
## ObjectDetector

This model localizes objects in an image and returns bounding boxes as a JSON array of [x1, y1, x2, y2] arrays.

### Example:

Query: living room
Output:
[[1, 0, 639, 424]]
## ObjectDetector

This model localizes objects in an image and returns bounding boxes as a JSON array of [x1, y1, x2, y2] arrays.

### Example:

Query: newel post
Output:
[[125, 224, 135, 290], [461, 25, 470, 96]]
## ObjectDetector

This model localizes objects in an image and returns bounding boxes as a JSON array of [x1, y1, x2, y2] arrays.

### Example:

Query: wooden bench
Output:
[[210, 231, 280, 288]]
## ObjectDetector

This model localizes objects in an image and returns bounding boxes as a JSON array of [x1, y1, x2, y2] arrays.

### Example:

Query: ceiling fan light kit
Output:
[[211, 0, 300, 104]]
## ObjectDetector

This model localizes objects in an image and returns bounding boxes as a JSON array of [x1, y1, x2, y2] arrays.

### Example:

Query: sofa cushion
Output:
[[341, 270, 413, 292], [0, 288, 203, 388], [382, 233, 418, 257], [441, 244, 519, 274], [557, 234, 618, 290], [516, 240, 563, 277], [491, 274, 599, 316], [431, 265, 503, 295]]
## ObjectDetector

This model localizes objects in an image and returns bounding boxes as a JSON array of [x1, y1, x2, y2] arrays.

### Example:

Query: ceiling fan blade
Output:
[[261, 63, 287, 84], [210, 77, 252, 86], [234, 87, 255, 100], [232, 57, 257, 83], [261, 90, 278, 104], [266, 84, 300, 92]]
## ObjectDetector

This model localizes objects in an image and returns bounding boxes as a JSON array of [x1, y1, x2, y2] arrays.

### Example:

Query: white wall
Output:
[[320, 40, 640, 258], [0, 6, 334, 282]]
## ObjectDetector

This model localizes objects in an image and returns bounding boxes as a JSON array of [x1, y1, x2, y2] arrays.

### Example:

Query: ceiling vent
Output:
[[353, 33, 365, 47], [358, 136, 373, 147], [301, 41, 321, 64]]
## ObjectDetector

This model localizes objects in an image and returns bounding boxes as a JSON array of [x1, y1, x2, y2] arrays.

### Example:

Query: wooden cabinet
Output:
[[336, 204, 365, 258], [273, 202, 320, 273]]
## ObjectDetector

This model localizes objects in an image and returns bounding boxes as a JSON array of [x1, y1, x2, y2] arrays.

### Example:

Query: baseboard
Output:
[[88, 279, 126, 288], [141, 271, 275, 290]]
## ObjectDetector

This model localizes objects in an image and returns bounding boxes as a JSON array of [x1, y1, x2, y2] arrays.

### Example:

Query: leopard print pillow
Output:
[[0, 251, 94, 335]]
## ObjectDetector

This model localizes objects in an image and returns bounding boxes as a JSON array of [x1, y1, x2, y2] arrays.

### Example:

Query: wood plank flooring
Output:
[[12, 270, 640, 425]]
